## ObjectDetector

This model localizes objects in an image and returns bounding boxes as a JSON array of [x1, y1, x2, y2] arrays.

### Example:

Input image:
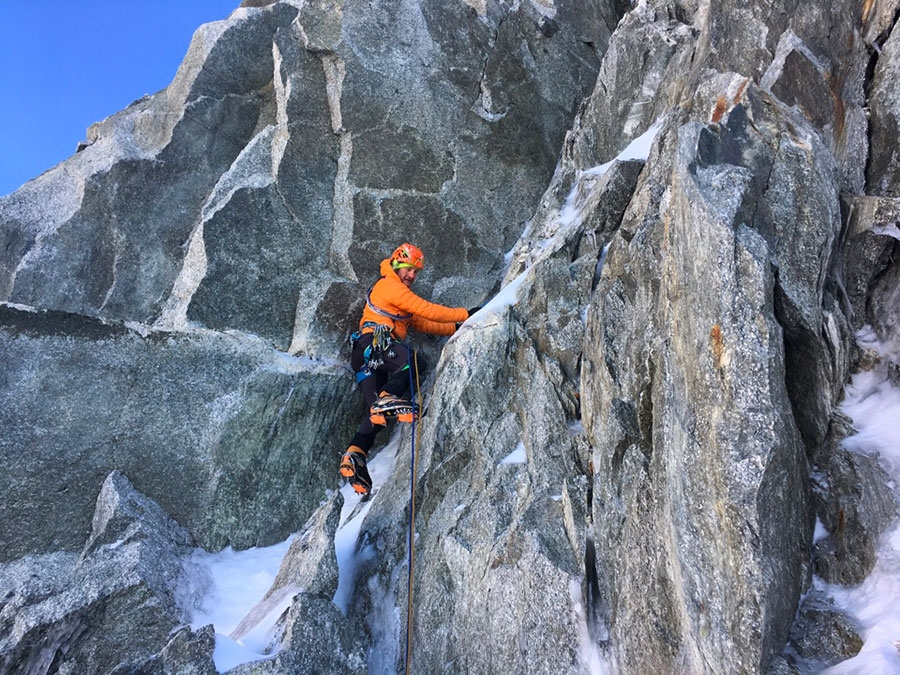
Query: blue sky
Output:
[[0, 2, 239, 196]]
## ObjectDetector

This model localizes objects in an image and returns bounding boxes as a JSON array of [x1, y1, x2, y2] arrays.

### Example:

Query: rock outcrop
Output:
[[3, 0, 900, 673], [0, 471, 198, 674]]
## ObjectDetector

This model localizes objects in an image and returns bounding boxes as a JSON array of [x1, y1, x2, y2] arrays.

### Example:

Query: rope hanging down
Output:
[[404, 351, 422, 675]]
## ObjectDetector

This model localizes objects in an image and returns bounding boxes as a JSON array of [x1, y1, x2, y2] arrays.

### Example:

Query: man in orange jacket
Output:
[[340, 243, 478, 497]]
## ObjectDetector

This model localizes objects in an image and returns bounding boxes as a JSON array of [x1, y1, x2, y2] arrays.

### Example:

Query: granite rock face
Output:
[[2, 0, 900, 673], [0, 304, 356, 559], [582, 80, 824, 673], [0, 0, 607, 355], [1, 0, 610, 560]]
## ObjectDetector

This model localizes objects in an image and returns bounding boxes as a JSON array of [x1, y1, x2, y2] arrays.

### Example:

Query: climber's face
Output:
[[397, 267, 417, 288]]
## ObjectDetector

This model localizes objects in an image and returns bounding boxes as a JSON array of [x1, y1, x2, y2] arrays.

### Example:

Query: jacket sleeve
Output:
[[410, 315, 459, 336], [389, 280, 468, 324]]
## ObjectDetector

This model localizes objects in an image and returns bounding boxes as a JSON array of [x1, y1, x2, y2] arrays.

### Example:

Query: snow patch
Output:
[[178, 431, 403, 672], [840, 370, 900, 474], [569, 579, 611, 674], [873, 223, 900, 241], [818, 329, 900, 673], [334, 431, 402, 613], [459, 271, 528, 331], [568, 420, 585, 436], [813, 518, 830, 545], [500, 441, 527, 465], [558, 121, 662, 231], [182, 538, 292, 671]]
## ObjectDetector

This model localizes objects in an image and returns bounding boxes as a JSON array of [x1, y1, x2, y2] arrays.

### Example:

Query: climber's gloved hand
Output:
[[467, 306, 482, 317]]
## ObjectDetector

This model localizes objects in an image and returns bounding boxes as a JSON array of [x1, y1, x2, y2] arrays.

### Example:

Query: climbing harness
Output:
[[350, 322, 396, 381], [350, 277, 413, 381], [404, 350, 422, 675]]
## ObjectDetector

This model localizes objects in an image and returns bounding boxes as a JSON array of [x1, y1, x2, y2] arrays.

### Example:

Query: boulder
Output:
[[787, 590, 864, 669], [810, 414, 898, 585], [110, 625, 218, 675], [0, 471, 193, 674]]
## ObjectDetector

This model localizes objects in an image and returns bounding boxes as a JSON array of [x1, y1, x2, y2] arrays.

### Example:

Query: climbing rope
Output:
[[405, 350, 422, 675]]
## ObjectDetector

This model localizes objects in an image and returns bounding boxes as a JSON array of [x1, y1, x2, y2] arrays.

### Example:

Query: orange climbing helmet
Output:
[[390, 243, 425, 270]]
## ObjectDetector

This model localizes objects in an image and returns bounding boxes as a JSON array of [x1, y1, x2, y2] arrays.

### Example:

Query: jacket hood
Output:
[[380, 258, 400, 279]]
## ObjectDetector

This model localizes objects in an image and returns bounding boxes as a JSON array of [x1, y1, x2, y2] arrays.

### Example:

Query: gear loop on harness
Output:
[[350, 321, 398, 380]]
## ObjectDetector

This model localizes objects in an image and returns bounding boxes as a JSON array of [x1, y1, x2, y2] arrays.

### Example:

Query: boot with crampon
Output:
[[339, 445, 372, 496], [369, 391, 417, 425]]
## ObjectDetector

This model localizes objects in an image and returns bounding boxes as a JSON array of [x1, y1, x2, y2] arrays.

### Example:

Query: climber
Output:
[[340, 243, 479, 497]]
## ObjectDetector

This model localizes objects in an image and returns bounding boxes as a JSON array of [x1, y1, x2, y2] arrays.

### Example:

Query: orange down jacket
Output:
[[359, 258, 469, 340]]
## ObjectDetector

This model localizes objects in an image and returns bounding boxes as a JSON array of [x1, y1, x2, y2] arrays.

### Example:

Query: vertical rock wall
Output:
[[583, 82, 827, 671], [1, 0, 607, 355]]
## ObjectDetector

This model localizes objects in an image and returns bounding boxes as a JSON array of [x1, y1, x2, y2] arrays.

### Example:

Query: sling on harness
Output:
[[365, 281, 412, 324]]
